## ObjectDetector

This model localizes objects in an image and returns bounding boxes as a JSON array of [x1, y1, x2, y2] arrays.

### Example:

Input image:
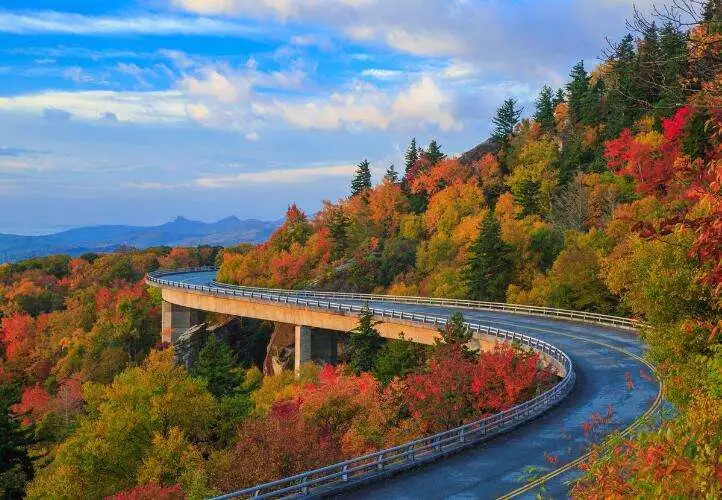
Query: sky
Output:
[[0, 0, 655, 234]]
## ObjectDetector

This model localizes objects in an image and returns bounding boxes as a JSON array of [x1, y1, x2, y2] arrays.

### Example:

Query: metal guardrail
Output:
[[147, 268, 576, 499], [148, 267, 640, 330]]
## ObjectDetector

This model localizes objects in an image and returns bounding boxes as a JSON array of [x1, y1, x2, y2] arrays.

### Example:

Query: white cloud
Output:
[[0, 10, 263, 36], [245, 131, 260, 141], [391, 76, 458, 131], [253, 75, 457, 131], [0, 90, 189, 123], [361, 69, 403, 80], [443, 60, 476, 79], [180, 69, 246, 103], [195, 164, 356, 187]]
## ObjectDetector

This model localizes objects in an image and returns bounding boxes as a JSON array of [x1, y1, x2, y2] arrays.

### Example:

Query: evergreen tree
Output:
[[327, 205, 350, 260], [372, 334, 427, 385], [350, 159, 372, 197], [553, 88, 566, 108], [513, 179, 542, 217], [534, 85, 556, 132], [463, 212, 513, 302], [491, 98, 523, 143], [384, 163, 399, 183], [191, 335, 242, 398], [704, 0, 722, 23], [605, 34, 638, 136], [425, 140, 445, 165], [567, 60, 590, 123], [434, 312, 477, 360], [346, 306, 384, 375], [403, 138, 418, 178], [657, 22, 689, 115], [0, 384, 34, 497], [636, 22, 663, 108]]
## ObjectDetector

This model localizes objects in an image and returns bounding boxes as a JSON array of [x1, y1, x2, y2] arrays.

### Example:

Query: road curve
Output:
[[153, 270, 660, 499]]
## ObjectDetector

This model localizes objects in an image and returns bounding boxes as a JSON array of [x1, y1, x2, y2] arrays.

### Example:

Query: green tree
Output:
[[513, 179, 542, 218], [567, 60, 590, 123], [384, 163, 399, 183], [463, 212, 514, 302], [404, 138, 418, 179], [491, 98, 523, 143], [435, 312, 477, 360], [0, 384, 34, 498], [191, 335, 242, 398], [346, 306, 384, 375], [534, 85, 556, 132], [372, 334, 426, 385], [553, 88, 566, 107], [425, 140, 445, 165], [350, 159, 372, 197]]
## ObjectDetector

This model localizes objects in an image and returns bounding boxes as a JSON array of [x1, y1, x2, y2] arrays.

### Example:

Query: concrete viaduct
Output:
[[148, 268, 661, 499]]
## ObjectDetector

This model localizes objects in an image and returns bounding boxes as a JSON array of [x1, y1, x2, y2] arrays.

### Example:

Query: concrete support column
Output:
[[294, 325, 312, 373], [162, 301, 200, 344]]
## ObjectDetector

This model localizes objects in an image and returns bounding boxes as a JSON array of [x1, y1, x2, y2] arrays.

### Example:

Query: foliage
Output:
[[346, 307, 384, 375], [463, 212, 513, 302], [191, 335, 242, 398]]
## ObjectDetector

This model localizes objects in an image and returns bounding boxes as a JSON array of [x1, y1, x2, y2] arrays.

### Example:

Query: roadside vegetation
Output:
[[2, 1, 721, 497]]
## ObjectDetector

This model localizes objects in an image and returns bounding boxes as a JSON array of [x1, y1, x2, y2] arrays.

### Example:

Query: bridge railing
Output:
[[147, 268, 576, 499], [147, 267, 640, 330]]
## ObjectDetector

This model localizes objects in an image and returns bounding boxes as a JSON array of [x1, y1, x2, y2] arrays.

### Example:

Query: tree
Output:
[[425, 140, 445, 165], [553, 88, 566, 108], [436, 312, 476, 359], [513, 179, 542, 218], [534, 85, 556, 132], [566, 60, 590, 123], [384, 163, 398, 183], [350, 159, 372, 197], [463, 212, 513, 302], [372, 334, 426, 385], [346, 307, 384, 375], [191, 335, 242, 398], [403, 138, 418, 179], [0, 384, 34, 498], [491, 98, 523, 143]]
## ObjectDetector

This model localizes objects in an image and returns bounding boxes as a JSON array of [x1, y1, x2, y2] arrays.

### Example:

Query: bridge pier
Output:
[[161, 301, 201, 344], [293, 325, 341, 373]]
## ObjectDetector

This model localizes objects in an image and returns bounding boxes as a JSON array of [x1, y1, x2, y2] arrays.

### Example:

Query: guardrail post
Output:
[[342, 464, 348, 482], [300, 474, 309, 495], [376, 453, 384, 471], [459, 428, 465, 443]]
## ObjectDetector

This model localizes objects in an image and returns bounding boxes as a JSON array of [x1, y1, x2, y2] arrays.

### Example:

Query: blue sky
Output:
[[0, 0, 653, 234]]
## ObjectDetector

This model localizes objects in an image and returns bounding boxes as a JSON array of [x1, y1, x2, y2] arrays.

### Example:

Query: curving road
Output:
[[153, 270, 660, 499]]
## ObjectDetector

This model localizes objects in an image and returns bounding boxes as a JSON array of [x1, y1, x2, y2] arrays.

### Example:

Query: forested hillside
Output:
[[1, 1, 721, 498], [217, 2, 722, 496]]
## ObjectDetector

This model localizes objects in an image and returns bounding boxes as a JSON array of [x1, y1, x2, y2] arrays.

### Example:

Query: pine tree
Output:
[[534, 85, 556, 132], [346, 306, 384, 375], [350, 159, 372, 197], [567, 60, 590, 123], [491, 98, 523, 143], [384, 163, 399, 183], [463, 212, 513, 302], [327, 205, 349, 260], [191, 335, 242, 398], [434, 312, 477, 360], [513, 179, 542, 217], [425, 140, 445, 165], [404, 138, 418, 178], [0, 384, 34, 497], [553, 88, 566, 108]]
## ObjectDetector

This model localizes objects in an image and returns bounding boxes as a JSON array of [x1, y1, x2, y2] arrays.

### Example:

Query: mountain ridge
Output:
[[0, 216, 281, 263]]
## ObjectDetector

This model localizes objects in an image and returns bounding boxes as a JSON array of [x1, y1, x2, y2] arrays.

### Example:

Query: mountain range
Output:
[[0, 216, 281, 263]]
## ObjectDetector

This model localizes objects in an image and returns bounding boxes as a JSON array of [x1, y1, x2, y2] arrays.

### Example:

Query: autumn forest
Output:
[[2, 1, 722, 498]]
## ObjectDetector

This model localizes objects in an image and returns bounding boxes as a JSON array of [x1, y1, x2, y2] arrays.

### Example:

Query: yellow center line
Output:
[[495, 326, 662, 499]]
